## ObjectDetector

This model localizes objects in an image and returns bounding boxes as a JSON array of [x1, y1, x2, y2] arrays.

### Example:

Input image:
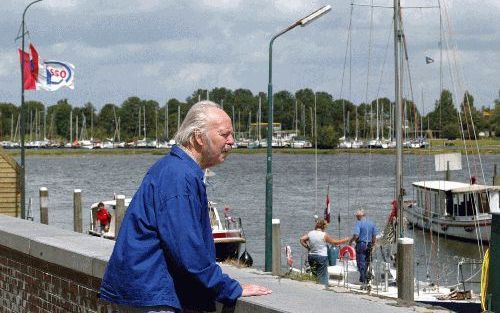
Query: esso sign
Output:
[[48, 67, 67, 79]]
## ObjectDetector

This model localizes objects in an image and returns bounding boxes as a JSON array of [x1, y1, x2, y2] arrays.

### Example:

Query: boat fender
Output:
[[339, 245, 356, 260], [239, 249, 253, 267]]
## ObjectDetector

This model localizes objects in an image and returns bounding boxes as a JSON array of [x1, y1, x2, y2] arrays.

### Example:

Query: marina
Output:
[[22, 152, 496, 293]]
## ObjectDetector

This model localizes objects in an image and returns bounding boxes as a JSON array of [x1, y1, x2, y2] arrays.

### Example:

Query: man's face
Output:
[[200, 109, 234, 169]]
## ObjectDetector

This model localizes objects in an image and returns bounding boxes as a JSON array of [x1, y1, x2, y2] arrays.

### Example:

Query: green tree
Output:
[[0, 103, 19, 140], [426, 89, 459, 138], [441, 123, 460, 140], [48, 99, 72, 141], [119, 97, 142, 140], [98, 103, 119, 139], [493, 100, 500, 137], [317, 125, 338, 148], [460, 91, 486, 135]]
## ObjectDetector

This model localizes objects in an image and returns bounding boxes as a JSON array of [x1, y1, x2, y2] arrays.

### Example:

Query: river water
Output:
[[24, 151, 497, 290]]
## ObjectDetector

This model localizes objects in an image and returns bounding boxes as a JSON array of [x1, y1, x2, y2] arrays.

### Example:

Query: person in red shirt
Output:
[[96, 202, 111, 233]]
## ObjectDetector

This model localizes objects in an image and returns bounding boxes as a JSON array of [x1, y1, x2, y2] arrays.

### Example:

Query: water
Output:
[[24, 152, 496, 290]]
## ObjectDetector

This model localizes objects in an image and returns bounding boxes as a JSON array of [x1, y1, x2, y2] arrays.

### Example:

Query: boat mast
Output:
[[394, 0, 404, 237]]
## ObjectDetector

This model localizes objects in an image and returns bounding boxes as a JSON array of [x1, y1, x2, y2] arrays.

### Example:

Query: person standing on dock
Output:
[[100, 101, 271, 313], [349, 209, 378, 290], [300, 219, 349, 286], [95, 202, 111, 233]]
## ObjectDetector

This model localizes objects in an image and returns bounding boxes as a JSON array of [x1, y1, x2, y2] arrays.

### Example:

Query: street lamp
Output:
[[19, 0, 43, 219], [265, 5, 331, 272]]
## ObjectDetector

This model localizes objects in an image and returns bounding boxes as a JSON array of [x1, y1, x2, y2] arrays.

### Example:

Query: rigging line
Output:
[[351, 4, 439, 9], [441, 2, 485, 258], [338, 2, 353, 100], [364, 0, 375, 105], [438, 0, 443, 139], [375, 19, 394, 99]]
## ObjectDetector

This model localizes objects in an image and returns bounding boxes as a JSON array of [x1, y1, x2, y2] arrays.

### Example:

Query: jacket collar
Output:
[[170, 145, 205, 181]]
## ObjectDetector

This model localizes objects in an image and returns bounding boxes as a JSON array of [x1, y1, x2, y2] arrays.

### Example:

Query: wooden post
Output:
[[73, 189, 82, 233], [39, 187, 48, 224], [397, 237, 414, 302], [445, 161, 450, 181], [115, 195, 125, 236], [493, 164, 499, 186], [272, 219, 280, 276]]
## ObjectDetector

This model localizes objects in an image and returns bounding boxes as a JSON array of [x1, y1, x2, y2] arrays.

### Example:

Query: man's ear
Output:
[[193, 130, 204, 147]]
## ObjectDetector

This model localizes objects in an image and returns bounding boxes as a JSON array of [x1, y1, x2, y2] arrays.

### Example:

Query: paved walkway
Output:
[[221, 265, 451, 313]]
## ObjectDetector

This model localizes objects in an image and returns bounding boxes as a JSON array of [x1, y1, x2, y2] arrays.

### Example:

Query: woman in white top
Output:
[[300, 219, 349, 286]]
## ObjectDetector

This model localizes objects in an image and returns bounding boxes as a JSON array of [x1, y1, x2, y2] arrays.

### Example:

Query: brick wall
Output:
[[0, 244, 108, 313]]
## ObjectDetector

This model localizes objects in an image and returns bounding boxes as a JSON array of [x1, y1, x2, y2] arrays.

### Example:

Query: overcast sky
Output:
[[1, 0, 498, 113]]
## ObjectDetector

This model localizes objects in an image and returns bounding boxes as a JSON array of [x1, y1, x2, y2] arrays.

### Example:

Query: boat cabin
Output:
[[412, 181, 500, 218]]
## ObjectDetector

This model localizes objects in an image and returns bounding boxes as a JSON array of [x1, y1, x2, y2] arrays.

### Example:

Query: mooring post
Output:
[[384, 262, 390, 292], [73, 189, 82, 233], [397, 237, 414, 302], [39, 187, 48, 224], [115, 195, 125, 236], [493, 164, 499, 186], [487, 213, 500, 312], [272, 219, 280, 276]]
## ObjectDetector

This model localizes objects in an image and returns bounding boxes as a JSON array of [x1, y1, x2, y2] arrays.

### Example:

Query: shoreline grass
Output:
[[2, 138, 498, 157]]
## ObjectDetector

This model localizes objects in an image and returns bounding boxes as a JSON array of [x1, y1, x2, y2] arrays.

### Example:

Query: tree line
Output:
[[0, 87, 498, 148]]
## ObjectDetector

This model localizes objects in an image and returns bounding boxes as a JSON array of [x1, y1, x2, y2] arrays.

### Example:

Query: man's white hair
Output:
[[173, 100, 222, 146]]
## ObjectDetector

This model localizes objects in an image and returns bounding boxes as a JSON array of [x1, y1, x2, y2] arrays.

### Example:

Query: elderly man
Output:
[[100, 101, 271, 313], [349, 209, 377, 290]]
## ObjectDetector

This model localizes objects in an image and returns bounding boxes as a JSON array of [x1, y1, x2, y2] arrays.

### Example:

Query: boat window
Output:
[[457, 194, 467, 216], [478, 192, 490, 214], [465, 193, 475, 216], [453, 194, 460, 216], [433, 192, 438, 214], [445, 191, 453, 216]]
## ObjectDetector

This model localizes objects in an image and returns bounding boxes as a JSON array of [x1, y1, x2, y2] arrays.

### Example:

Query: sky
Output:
[[1, 0, 498, 113]]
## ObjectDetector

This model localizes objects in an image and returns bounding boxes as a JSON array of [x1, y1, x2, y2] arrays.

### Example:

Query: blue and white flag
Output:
[[37, 60, 75, 91]]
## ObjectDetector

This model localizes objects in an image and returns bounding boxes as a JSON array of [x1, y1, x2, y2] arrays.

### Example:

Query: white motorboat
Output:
[[405, 180, 499, 242], [88, 198, 246, 261]]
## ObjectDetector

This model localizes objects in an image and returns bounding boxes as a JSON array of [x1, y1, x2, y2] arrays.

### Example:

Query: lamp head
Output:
[[298, 5, 332, 27]]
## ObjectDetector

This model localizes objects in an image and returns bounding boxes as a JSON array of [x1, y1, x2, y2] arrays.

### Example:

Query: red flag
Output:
[[18, 49, 36, 90], [29, 43, 39, 79], [324, 192, 331, 223]]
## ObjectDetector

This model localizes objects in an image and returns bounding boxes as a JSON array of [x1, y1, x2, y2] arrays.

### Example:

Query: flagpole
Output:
[[20, 0, 43, 219]]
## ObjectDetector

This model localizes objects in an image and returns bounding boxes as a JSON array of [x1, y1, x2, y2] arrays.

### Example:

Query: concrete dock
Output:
[[220, 265, 450, 313]]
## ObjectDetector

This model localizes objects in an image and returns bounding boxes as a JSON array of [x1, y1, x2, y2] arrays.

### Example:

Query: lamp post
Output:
[[19, 0, 43, 219], [265, 5, 331, 272]]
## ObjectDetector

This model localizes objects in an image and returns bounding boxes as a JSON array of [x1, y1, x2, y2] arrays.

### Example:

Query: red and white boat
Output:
[[88, 199, 246, 262]]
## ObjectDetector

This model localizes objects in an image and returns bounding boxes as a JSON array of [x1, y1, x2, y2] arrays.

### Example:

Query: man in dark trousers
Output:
[[100, 101, 271, 313], [349, 208, 378, 290]]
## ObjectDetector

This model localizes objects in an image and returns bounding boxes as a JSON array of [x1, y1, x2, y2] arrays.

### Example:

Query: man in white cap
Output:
[[349, 208, 378, 290]]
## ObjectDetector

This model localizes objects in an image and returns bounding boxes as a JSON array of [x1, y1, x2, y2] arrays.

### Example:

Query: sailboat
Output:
[[315, 2, 486, 308]]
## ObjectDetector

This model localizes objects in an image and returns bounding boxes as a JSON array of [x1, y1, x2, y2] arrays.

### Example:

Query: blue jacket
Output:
[[100, 146, 242, 311]]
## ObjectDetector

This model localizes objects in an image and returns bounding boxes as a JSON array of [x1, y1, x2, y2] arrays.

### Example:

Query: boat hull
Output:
[[405, 206, 491, 242], [214, 238, 245, 262]]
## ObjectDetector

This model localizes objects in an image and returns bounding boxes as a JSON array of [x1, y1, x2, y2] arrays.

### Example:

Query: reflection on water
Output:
[[24, 152, 496, 290]]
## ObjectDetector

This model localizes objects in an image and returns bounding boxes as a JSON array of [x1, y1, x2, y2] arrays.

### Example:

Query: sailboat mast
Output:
[[143, 105, 147, 140], [394, 0, 404, 237], [69, 110, 72, 142]]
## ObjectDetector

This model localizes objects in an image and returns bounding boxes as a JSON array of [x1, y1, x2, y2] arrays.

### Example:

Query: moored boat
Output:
[[88, 198, 246, 262], [406, 180, 499, 242]]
